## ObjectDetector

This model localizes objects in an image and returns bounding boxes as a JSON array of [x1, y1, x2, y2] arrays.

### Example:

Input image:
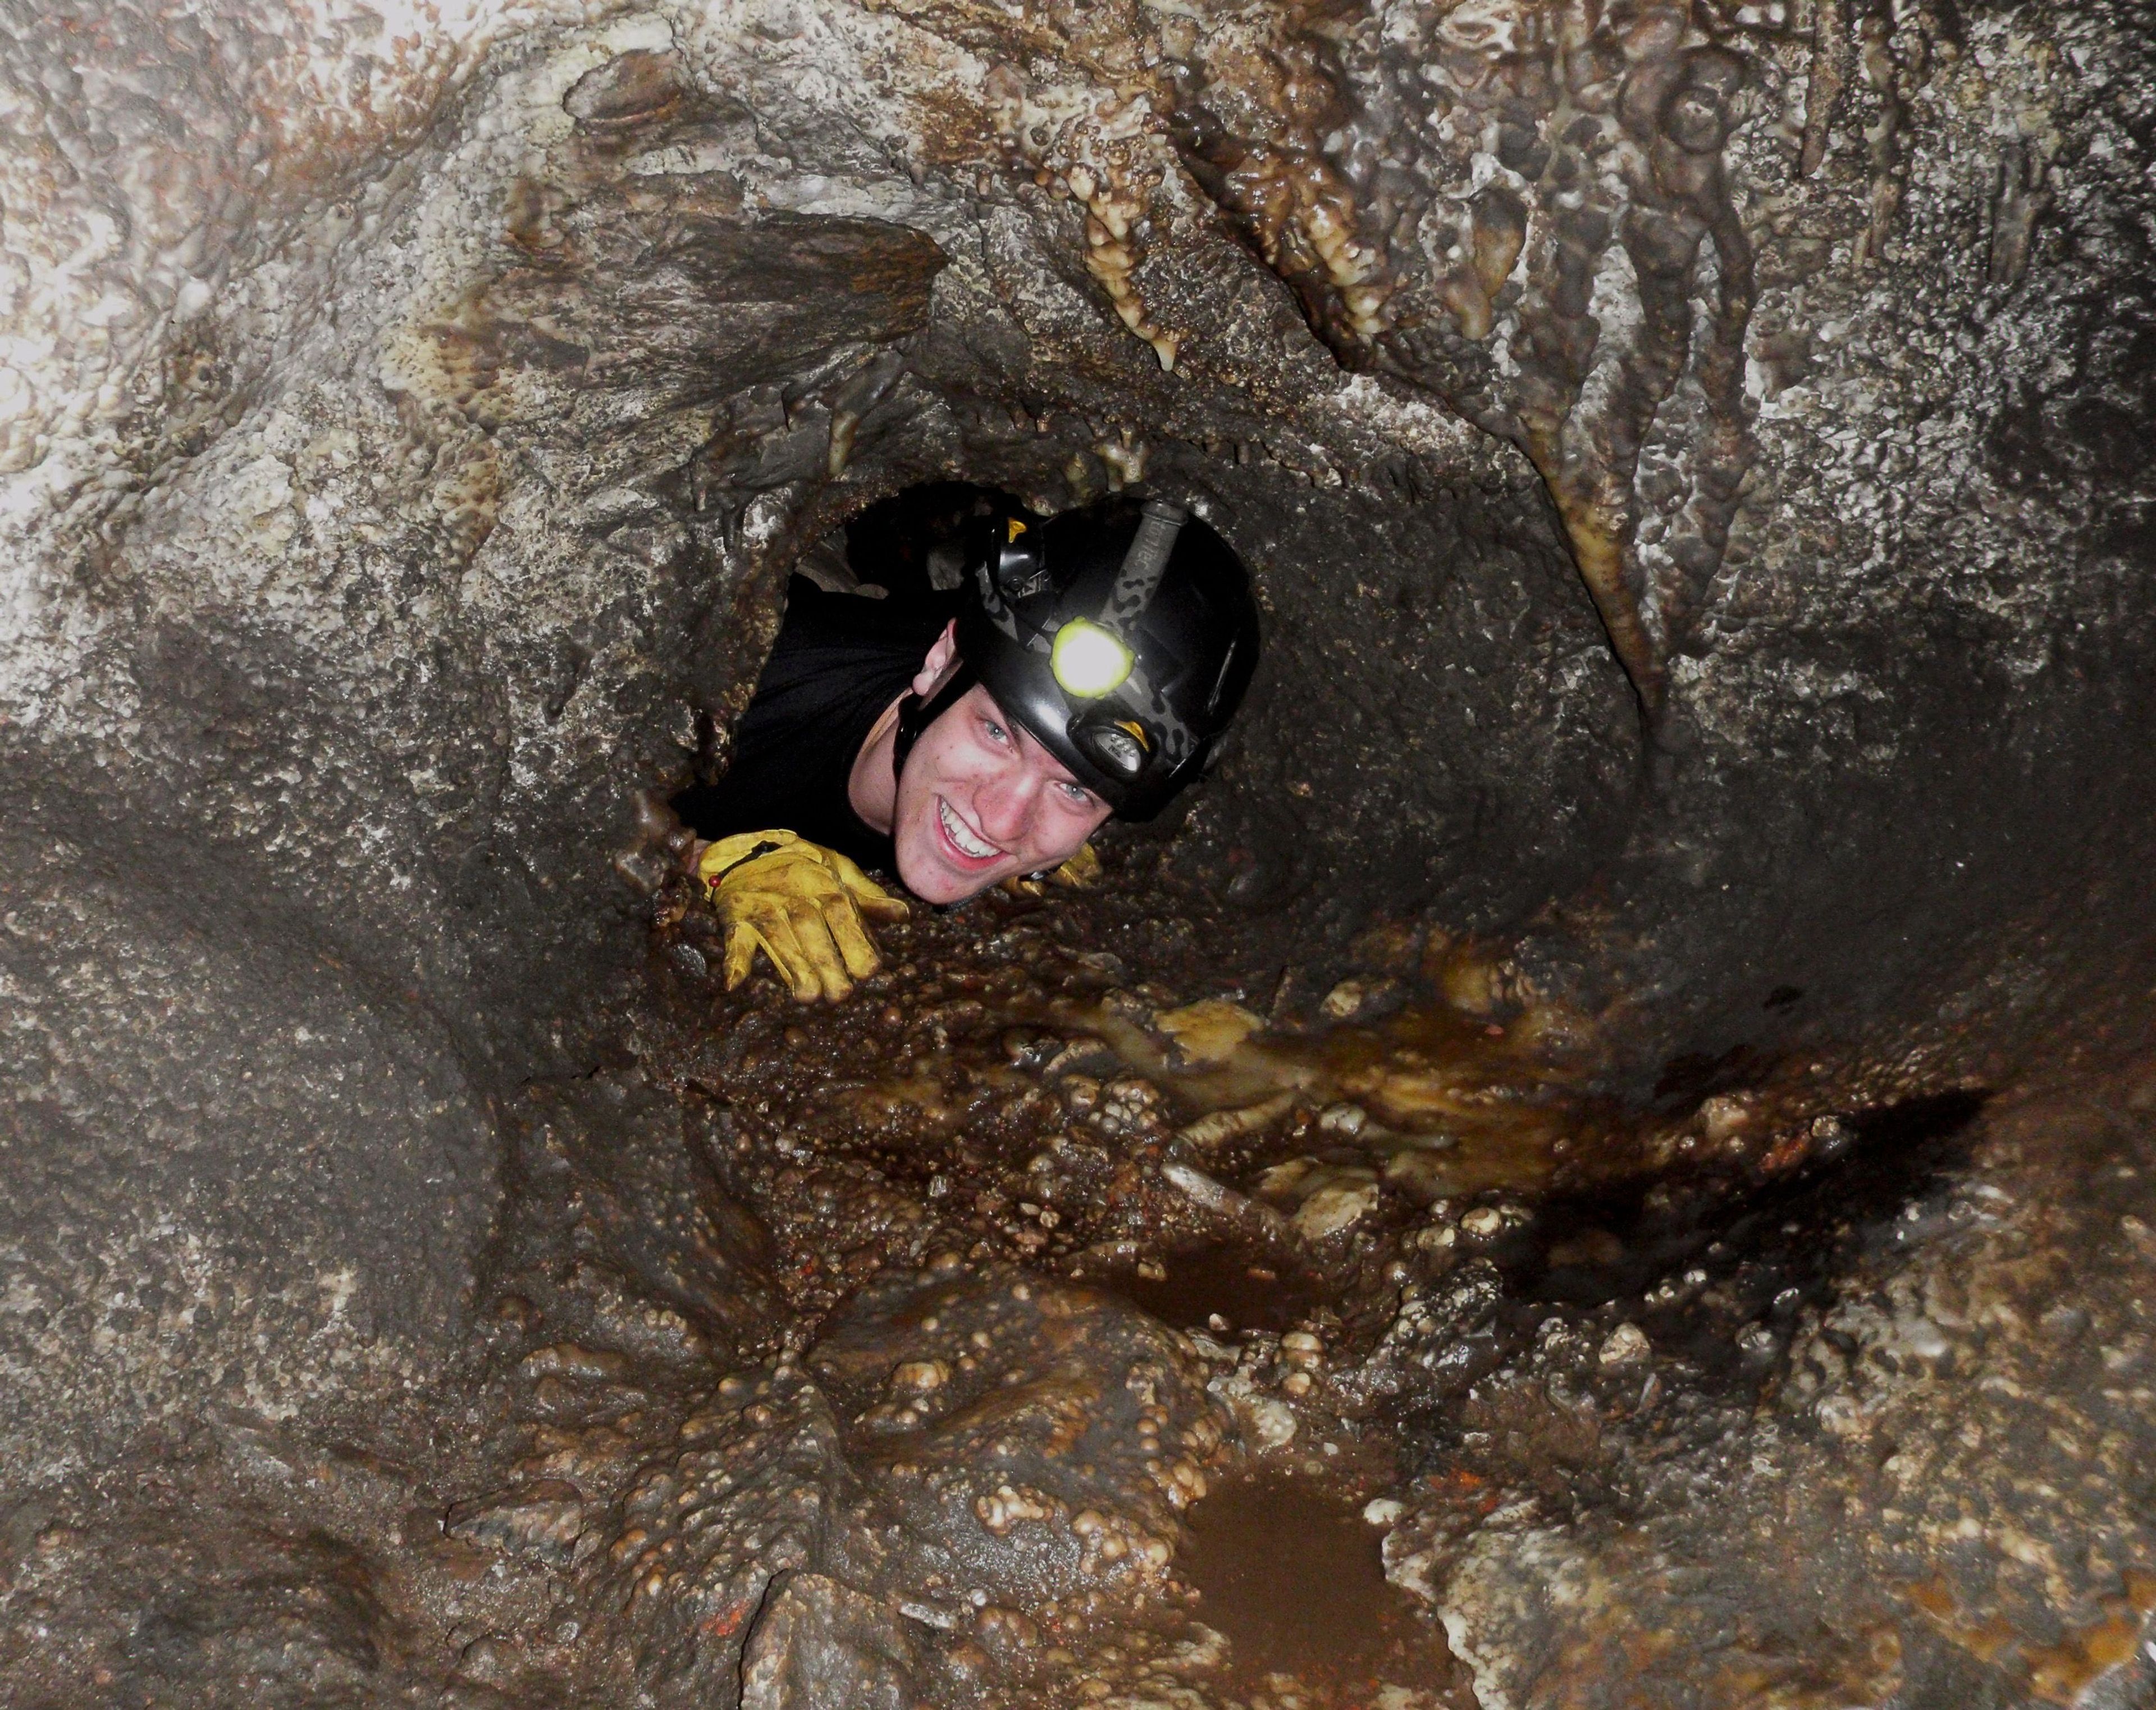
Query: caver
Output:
[[676, 493, 1262, 1000]]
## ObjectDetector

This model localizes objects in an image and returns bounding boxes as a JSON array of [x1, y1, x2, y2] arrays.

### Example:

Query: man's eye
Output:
[[1061, 783, 1092, 806], [981, 719, 1008, 744]]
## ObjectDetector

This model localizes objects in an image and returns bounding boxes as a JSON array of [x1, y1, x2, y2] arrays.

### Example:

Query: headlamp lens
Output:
[[1081, 721, 1148, 778], [1050, 619, 1134, 698]]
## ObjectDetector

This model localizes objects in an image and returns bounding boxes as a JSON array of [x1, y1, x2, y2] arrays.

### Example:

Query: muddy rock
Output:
[[811, 1267, 1228, 1609], [740, 1572, 918, 1710], [584, 1367, 851, 1703]]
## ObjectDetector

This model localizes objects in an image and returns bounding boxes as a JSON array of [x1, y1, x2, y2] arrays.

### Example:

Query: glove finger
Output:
[[758, 911, 825, 1003], [846, 874, 911, 922], [816, 844, 873, 885], [723, 922, 760, 990], [784, 899, 855, 1003], [1052, 841, 1103, 888], [728, 887, 843, 994], [823, 895, 883, 982]]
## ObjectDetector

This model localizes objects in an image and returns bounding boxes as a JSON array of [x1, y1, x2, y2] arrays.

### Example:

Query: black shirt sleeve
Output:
[[672, 579, 944, 874]]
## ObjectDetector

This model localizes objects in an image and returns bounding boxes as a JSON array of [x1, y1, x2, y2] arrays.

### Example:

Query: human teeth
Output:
[[939, 799, 998, 858]]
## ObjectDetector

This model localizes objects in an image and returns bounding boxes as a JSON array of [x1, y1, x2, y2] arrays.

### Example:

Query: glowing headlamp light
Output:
[[1050, 618, 1134, 698]]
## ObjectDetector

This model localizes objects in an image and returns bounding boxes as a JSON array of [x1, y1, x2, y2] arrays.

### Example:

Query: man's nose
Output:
[[974, 767, 1040, 844]]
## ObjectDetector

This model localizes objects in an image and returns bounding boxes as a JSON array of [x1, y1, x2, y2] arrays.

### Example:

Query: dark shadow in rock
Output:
[[1504, 1090, 1989, 1381], [493, 1071, 781, 1353], [126, 1531, 392, 1688], [0, 803, 500, 1473]]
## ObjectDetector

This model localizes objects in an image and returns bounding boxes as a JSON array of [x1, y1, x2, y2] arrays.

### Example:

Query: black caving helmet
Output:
[[894, 495, 1262, 820]]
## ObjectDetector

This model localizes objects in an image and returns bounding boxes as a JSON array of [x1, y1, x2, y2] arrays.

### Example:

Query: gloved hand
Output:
[[1050, 841, 1102, 889], [999, 840, 1102, 899], [696, 830, 908, 1002]]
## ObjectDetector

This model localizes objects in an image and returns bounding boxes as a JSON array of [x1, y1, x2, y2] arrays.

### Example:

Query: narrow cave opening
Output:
[[657, 439, 1641, 975]]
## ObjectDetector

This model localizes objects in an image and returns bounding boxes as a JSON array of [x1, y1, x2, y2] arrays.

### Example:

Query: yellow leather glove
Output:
[[1050, 841, 1102, 888], [999, 841, 1102, 899], [696, 830, 908, 1002]]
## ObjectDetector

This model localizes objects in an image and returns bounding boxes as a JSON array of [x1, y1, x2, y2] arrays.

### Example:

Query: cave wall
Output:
[[2, 0, 2153, 1475]]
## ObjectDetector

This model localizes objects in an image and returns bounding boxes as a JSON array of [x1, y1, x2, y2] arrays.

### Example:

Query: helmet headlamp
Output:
[[949, 492, 1258, 822], [1049, 618, 1134, 698]]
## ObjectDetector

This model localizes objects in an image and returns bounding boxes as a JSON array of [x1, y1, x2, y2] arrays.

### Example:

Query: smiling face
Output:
[[890, 681, 1113, 904]]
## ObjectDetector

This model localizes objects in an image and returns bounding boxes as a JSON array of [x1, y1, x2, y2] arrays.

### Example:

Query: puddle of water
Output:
[[1090, 1243, 1315, 1334], [1521, 1091, 1985, 1284], [1176, 1473, 1445, 1689]]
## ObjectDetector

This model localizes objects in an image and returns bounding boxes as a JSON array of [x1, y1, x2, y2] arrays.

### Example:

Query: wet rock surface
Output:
[[3, 0, 2156, 1706]]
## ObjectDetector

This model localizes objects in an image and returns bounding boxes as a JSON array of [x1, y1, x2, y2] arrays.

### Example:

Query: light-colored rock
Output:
[[445, 1480, 586, 1565], [1153, 998, 1266, 1066], [1294, 1181, 1380, 1240], [1597, 1324, 1651, 1369], [1280, 1330, 1326, 1370], [1179, 1091, 1296, 1149], [890, 1359, 949, 1393]]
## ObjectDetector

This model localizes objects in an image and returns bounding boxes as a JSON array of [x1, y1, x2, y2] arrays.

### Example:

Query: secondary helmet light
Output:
[[993, 515, 1050, 600], [1073, 713, 1153, 780], [1049, 617, 1133, 698]]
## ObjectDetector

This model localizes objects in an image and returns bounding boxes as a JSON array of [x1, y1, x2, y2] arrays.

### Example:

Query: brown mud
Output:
[[1177, 1472, 1441, 1690]]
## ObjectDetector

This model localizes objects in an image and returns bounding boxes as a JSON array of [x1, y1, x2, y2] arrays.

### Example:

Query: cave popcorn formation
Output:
[[2, 1, 2154, 1707]]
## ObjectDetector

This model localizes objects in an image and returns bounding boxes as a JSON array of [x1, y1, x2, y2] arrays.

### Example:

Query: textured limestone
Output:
[[0, 806, 495, 1480], [1379, 1077, 2156, 1709], [0, 0, 2153, 1705]]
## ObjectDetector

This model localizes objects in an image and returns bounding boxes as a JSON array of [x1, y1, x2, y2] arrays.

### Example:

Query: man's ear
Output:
[[912, 620, 960, 697]]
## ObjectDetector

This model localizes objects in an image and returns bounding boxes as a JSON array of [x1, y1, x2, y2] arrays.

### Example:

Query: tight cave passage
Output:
[[3, 4, 2156, 1708]]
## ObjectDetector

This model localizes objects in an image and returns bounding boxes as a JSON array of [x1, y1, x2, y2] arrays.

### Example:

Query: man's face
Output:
[[891, 683, 1113, 903]]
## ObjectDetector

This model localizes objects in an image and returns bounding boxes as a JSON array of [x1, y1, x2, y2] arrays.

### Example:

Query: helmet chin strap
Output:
[[891, 662, 977, 789]]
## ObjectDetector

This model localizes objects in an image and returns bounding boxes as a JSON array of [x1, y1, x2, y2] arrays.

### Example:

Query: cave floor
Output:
[[6, 852, 2156, 1709]]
